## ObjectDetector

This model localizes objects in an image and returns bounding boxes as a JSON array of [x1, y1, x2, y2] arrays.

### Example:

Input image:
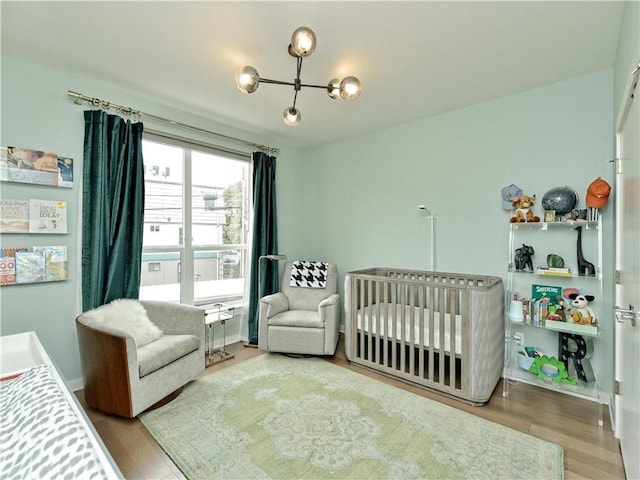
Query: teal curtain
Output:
[[247, 152, 279, 345], [82, 110, 145, 311]]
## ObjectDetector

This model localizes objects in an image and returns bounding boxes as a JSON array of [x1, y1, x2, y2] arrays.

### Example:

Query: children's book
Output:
[[33, 246, 68, 281], [532, 284, 562, 301], [0, 199, 29, 233], [15, 251, 46, 283], [29, 199, 67, 234], [531, 284, 565, 324]]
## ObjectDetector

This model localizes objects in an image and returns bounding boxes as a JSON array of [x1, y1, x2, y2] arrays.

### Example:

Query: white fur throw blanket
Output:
[[83, 299, 163, 347]]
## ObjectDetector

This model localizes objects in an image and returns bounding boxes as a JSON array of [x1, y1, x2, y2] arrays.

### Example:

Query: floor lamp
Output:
[[258, 254, 288, 290], [418, 205, 437, 271]]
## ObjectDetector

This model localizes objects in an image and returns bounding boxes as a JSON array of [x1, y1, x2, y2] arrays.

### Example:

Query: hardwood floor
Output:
[[77, 337, 625, 479]]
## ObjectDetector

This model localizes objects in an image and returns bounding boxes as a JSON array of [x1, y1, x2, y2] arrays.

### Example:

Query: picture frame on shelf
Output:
[[544, 210, 556, 223]]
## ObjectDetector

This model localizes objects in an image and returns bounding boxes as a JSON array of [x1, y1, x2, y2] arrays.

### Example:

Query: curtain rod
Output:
[[66, 90, 279, 155]]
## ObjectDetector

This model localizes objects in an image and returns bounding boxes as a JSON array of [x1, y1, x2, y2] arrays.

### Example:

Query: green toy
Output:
[[529, 355, 578, 386]]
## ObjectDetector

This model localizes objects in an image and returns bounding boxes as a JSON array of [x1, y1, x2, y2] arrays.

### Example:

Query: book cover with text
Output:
[[0, 199, 29, 233], [29, 199, 67, 234]]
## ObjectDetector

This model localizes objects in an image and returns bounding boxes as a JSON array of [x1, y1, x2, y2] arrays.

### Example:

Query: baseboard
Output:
[[69, 377, 84, 392], [609, 401, 616, 434]]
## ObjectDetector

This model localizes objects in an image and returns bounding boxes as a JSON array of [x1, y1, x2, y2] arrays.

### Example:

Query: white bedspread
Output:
[[356, 302, 462, 355]]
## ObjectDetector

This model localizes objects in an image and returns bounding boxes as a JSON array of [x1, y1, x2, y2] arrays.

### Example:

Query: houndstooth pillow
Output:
[[289, 261, 329, 288], [0, 365, 108, 479]]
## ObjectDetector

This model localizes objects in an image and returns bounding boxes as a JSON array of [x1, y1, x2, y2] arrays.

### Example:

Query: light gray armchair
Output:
[[259, 261, 340, 355], [76, 300, 205, 418]]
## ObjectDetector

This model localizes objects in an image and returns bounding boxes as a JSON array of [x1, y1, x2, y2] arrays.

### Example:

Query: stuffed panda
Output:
[[568, 293, 596, 325]]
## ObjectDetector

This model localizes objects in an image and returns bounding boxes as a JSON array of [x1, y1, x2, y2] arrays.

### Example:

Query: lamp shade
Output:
[[290, 27, 316, 57], [235, 66, 260, 94], [340, 76, 361, 101], [283, 107, 301, 126]]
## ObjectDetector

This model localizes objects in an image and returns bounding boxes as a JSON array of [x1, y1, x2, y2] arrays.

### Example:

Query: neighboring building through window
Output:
[[139, 134, 250, 306]]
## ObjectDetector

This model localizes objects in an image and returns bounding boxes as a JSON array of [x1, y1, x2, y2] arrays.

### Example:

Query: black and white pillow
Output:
[[0, 365, 108, 479], [289, 261, 328, 288]]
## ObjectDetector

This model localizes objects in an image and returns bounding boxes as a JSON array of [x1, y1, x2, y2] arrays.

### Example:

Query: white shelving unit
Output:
[[502, 218, 604, 423]]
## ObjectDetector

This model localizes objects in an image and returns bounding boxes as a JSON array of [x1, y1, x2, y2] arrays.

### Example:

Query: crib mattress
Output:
[[356, 302, 462, 355]]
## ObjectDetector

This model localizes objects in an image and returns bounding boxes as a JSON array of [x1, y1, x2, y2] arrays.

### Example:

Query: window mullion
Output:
[[181, 149, 195, 304]]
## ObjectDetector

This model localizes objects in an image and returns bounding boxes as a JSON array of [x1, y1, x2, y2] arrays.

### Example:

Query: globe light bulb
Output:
[[340, 76, 361, 101], [283, 107, 301, 126], [235, 66, 260, 94], [327, 79, 341, 100], [290, 27, 316, 57]]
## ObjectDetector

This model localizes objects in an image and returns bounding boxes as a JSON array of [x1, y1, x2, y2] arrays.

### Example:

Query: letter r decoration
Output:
[[558, 332, 595, 382]]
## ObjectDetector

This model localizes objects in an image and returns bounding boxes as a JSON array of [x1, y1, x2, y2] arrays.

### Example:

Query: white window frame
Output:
[[141, 131, 251, 306]]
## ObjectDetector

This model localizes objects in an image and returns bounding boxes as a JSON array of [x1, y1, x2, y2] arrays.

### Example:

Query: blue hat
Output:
[[501, 184, 522, 209]]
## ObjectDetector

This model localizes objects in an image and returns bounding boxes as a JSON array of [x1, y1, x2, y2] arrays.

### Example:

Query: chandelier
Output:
[[235, 27, 361, 126]]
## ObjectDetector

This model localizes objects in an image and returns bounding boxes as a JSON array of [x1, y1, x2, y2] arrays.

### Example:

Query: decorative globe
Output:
[[541, 186, 579, 215]]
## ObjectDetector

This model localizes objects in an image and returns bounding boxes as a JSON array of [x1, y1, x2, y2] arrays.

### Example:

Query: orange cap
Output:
[[586, 178, 611, 208]]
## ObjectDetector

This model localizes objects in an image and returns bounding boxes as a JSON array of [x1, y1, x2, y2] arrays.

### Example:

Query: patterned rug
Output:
[[139, 354, 563, 479]]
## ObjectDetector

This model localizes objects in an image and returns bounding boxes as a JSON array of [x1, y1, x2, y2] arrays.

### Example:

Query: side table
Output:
[[204, 303, 235, 366]]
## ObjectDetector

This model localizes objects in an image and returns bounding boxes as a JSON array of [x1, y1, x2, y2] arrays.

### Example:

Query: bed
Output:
[[345, 268, 504, 405]]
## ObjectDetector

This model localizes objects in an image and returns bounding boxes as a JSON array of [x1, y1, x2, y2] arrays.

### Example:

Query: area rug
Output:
[[139, 354, 563, 479]]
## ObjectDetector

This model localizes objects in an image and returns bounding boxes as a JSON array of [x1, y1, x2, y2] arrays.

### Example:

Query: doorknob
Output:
[[615, 305, 637, 327]]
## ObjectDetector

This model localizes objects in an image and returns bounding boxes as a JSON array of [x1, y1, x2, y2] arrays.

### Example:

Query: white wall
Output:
[[302, 71, 614, 276], [0, 57, 306, 382], [614, 0, 639, 120], [301, 70, 616, 395]]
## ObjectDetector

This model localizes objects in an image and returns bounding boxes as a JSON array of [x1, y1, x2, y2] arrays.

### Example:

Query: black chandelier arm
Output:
[[296, 57, 303, 87], [299, 83, 332, 90], [259, 78, 297, 87], [262, 56, 328, 96], [259, 78, 329, 90], [292, 87, 300, 110]]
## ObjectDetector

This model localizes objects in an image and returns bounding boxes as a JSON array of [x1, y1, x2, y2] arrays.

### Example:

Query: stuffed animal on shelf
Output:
[[568, 293, 596, 325], [507, 194, 541, 223], [514, 244, 535, 271]]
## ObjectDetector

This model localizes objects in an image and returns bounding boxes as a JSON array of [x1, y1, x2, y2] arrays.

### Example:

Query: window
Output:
[[139, 133, 251, 306], [148, 262, 161, 272]]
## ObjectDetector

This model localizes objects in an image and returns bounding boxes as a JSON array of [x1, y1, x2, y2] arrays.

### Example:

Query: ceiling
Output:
[[1, 1, 625, 149]]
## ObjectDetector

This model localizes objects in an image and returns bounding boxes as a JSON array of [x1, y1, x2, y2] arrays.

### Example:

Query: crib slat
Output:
[[390, 279, 396, 370], [428, 285, 435, 383], [418, 285, 425, 379], [408, 284, 415, 376], [359, 278, 365, 360], [461, 289, 470, 394], [375, 280, 381, 365], [383, 280, 389, 367], [438, 286, 446, 387], [449, 287, 457, 390], [399, 282, 406, 371], [366, 279, 373, 364]]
